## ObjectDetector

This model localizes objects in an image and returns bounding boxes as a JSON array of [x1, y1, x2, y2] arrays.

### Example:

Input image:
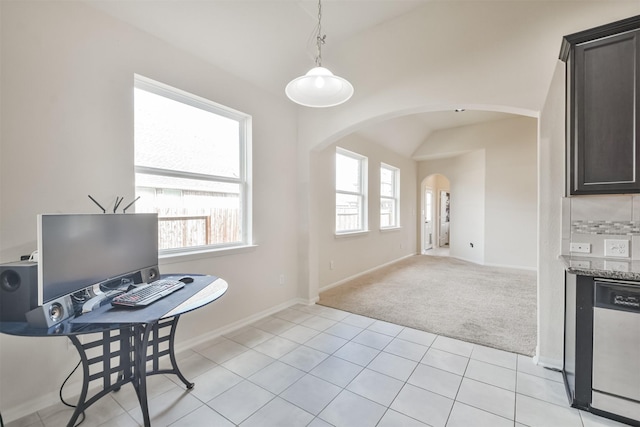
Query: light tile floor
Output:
[[6, 304, 631, 427]]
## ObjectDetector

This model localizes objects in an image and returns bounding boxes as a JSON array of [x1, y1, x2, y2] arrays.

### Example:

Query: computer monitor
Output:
[[37, 213, 159, 305]]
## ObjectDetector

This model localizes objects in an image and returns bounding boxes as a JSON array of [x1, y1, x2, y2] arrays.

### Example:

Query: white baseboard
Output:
[[173, 297, 309, 353], [482, 261, 537, 272], [449, 255, 485, 266], [319, 253, 417, 293], [3, 297, 309, 424], [533, 351, 563, 371], [3, 389, 66, 425], [450, 255, 537, 272]]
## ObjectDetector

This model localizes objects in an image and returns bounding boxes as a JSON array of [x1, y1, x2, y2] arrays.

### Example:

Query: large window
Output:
[[134, 75, 251, 253], [336, 148, 367, 233], [380, 163, 400, 228]]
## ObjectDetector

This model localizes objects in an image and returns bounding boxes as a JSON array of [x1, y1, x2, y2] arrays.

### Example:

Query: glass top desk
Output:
[[0, 274, 228, 427]]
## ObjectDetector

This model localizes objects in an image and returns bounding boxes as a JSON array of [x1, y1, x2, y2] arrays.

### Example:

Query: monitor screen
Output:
[[37, 213, 158, 305]]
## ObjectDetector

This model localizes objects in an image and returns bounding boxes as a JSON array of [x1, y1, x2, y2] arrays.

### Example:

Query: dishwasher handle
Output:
[[595, 281, 640, 313]]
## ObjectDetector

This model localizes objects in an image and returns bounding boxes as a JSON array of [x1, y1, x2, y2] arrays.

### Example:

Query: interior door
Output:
[[424, 188, 433, 251], [439, 191, 450, 246]]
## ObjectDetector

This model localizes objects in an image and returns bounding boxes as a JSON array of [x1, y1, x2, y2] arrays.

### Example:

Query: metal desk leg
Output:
[[133, 324, 153, 427], [144, 316, 194, 390], [63, 328, 134, 427], [167, 316, 194, 389], [62, 319, 193, 427]]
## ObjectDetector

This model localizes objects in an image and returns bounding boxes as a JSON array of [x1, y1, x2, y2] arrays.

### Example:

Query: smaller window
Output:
[[380, 163, 400, 228], [336, 148, 368, 233]]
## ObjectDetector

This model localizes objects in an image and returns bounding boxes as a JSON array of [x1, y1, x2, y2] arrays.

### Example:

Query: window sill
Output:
[[380, 226, 402, 232], [335, 230, 370, 239], [159, 244, 258, 265]]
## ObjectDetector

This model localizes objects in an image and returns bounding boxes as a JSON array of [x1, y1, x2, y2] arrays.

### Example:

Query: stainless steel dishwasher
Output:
[[592, 280, 640, 422]]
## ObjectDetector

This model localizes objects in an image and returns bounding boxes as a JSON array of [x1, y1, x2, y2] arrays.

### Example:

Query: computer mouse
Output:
[[178, 276, 194, 284]]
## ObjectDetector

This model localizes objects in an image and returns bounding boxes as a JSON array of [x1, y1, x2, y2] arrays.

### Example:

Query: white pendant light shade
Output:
[[286, 67, 354, 108], [285, 0, 354, 108]]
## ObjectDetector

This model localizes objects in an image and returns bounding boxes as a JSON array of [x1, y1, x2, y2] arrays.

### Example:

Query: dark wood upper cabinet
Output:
[[561, 16, 640, 195]]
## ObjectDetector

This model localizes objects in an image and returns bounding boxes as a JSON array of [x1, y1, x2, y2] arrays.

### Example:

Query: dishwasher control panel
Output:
[[613, 294, 640, 308], [595, 281, 640, 313]]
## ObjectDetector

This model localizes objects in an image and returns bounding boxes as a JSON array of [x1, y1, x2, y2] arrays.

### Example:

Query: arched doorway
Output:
[[421, 173, 450, 256]]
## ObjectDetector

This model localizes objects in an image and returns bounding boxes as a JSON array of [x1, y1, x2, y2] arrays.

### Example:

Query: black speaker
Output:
[[26, 295, 73, 328], [141, 265, 160, 283], [0, 261, 38, 322]]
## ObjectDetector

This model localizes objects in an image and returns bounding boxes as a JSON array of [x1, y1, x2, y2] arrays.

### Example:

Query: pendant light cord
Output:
[[315, 0, 325, 67]]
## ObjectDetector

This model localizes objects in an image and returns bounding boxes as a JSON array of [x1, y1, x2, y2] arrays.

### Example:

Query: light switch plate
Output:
[[604, 239, 629, 258], [570, 242, 591, 253]]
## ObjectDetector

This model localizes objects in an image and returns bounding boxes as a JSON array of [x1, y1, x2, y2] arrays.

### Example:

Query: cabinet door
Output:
[[571, 29, 640, 194]]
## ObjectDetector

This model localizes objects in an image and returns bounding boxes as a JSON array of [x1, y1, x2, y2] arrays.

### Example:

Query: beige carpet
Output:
[[319, 255, 537, 356]]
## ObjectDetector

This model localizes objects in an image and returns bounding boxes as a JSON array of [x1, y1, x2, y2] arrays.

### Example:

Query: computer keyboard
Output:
[[111, 279, 185, 307]]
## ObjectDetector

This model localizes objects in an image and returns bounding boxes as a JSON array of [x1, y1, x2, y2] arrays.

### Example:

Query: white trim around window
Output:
[[134, 74, 252, 256], [380, 162, 400, 229], [335, 147, 368, 235]]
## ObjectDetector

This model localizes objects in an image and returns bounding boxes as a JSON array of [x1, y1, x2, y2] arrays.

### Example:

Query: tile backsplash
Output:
[[571, 220, 640, 235], [563, 195, 640, 259]]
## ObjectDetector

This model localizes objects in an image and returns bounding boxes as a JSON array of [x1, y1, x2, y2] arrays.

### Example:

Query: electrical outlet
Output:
[[570, 260, 591, 269], [279, 274, 285, 286], [330, 261, 334, 270], [604, 260, 629, 272], [604, 239, 629, 258], [569, 242, 591, 254]]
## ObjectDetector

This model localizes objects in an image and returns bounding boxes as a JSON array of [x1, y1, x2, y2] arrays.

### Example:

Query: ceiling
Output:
[[355, 110, 518, 158], [85, 0, 521, 157], [86, 0, 429, 96]]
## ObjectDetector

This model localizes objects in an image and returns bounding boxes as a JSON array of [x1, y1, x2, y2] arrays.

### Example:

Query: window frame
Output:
[[380, 162, 400, 229], [134, 75, 252, 256], [335, 147, 368, 235]]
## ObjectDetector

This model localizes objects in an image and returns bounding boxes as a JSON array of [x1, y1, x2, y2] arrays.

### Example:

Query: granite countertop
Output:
[[560, 255, 640, 281]]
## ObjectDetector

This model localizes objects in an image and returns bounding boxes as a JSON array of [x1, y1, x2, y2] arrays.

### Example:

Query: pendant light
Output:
[[285, 0, 354, 108]]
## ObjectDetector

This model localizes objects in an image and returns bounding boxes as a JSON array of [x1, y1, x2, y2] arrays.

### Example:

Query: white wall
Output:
[[0, 1, 299, 420], [537, 61, 566, 367], [416, 117, 538, 269], [315, 134, 418, 289], [484, 119, 538, 269], [419, 151, 486, 265]]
